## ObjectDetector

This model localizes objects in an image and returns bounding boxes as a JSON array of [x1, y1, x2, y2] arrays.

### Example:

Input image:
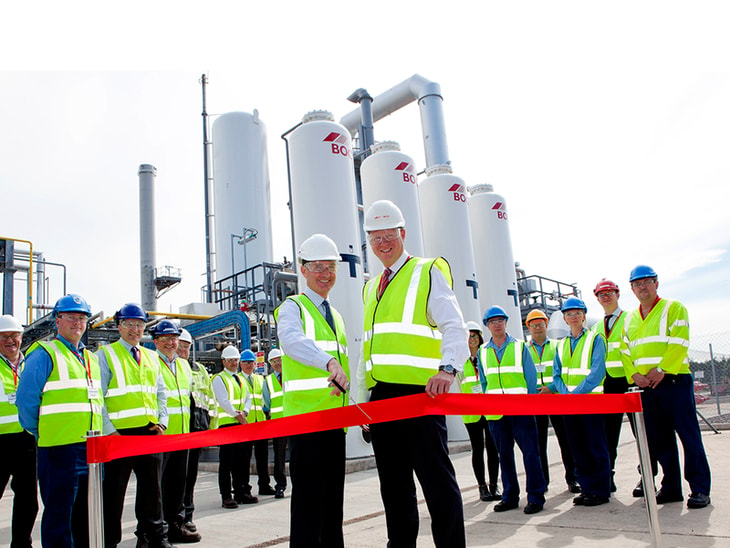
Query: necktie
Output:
[[246, 375, 254, 388], [232, 373, 242, 387], [471, 356, 479, 380], [130, 346, 140, 364], [378, 268, 392, 299], [604, 314, 612, 335], [322, 300, 336, 333]]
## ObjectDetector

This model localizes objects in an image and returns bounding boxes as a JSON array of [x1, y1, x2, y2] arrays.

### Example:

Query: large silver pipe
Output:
[[340, 74, 449, 168], [138, 164, 157, 312], [87, 430, 104, 547]]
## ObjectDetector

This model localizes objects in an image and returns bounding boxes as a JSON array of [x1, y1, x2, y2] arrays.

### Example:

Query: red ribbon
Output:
[[87, 392, 642, 464]]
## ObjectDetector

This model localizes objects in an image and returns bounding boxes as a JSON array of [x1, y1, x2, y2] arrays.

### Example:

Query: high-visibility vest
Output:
[[480, 341, 528, 420], [266, 374, 284, 419], [460, 355, 485, 424], [527, 339, 558, 387], [190, 362, 213, 414], [211, 369, 247, 429], [591, 311, 628, 378], [622, 299, 690, 377], [362, 257, 452, 388], [0, 356, 23, 434], [557, 330, 604, 393], [274, 294, 349, 417], [159, 356, 192, 435], [28, 339, 103, 447], [243, 373, 266, 423], [99, 341, 160, 430]]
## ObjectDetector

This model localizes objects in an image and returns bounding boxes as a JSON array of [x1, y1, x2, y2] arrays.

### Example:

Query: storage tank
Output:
[[360, 141, 424, 276], [468, 184, 521, 328], [211, 111, 273, 286], [286, 110, 369, 457]]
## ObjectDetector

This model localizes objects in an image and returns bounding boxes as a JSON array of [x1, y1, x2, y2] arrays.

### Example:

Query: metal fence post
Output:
[[87, 430, 104, 548], [629, 388, 663, 548], [709, 343, 721, 416]]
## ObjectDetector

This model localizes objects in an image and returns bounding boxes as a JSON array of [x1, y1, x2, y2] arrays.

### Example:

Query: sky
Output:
[[2, 0, 729, 354]]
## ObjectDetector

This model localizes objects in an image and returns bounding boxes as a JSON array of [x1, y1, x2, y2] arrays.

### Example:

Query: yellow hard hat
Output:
[[526, 309, 549, 325]]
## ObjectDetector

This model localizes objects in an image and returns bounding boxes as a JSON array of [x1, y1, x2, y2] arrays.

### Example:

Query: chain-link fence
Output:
[[688, 331, 730, 425]]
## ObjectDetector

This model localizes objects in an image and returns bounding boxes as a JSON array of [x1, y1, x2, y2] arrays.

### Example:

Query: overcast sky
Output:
[[2, 1, 729, 353]]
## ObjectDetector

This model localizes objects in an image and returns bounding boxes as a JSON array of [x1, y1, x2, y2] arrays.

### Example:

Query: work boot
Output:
[[486, 483, 501, 501], [478, 484, 490, 501], [169, 524, 202, 543]]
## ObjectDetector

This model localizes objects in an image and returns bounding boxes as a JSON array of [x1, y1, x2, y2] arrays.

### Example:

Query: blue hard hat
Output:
[[151, 319, 180, 338], [240, 349, 256, 362], [483, 305, 508, 326], [52, 294, 91, 317], [114, 303, 148, 324], [561, 297, 587, 313], [629, 265, 658, 283]]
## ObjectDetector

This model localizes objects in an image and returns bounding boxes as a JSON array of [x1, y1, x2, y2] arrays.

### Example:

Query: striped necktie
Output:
[[378, 268, 392, 299]]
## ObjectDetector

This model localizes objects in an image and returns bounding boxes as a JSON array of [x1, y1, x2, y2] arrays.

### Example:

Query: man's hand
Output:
[[426, 370, 455, 398], [646, 367, 665, 388], [539, 386, 553, 394], [632, 373, 651, 388], [327, 359, 349, 396], [235, 411, 248, 425], [148, 423, 165, 435]]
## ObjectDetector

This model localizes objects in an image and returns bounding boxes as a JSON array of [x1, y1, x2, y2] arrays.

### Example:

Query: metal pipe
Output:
[[138, 165, 157, 312], [709, 343, 721, 416], [87, 430, 104, 547], [0, 236, 33, 324], [201, 74, 214, 303], [630, 388, 663, 547]]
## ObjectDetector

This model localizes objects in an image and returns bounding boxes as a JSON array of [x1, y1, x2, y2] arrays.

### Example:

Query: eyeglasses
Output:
[[486, 318, 506, 325], [0, 333, 21, 342], [367, 231, 400, 245], [631, 279, 656, 289], [564, 311, 584, 318], [120, 320, 145, 330], [57, 314, 87, 324], [304, 262, 337, 274], [469, 333, 481, 339], [597, 291, 616, 299]]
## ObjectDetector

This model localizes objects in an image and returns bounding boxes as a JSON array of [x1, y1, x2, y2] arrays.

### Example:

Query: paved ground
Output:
[[2, 421, 727, 547]]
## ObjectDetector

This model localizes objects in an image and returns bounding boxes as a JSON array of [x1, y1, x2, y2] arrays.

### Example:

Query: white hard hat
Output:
[[0, 315, 23, 333], [363, 200, 405, 232], [465, 320, 482, 333], [268, 348, 282, 361], [179, 329, 193, 344], [298, 234, 340, 264], [221, 345, 240, 360]]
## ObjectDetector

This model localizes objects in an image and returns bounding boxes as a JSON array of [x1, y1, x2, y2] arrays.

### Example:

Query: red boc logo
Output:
[[448, 183, 466, 202], [323, 132, 351, 158], [492, 202, 508, 220], [395, 162, 417, 184]]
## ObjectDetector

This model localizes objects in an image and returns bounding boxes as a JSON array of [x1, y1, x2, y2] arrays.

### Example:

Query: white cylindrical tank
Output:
[[468, 184, 522, 328], [138, 164, 157, 312], [211, 111, 273, 286], [360, 141, 424, 276], [419, 165, 480, 442], [287, 111, 369, 458]]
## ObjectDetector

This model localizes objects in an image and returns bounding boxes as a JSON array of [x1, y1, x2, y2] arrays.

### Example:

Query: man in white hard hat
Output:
[[274, 233, 349, 548], [211, 345, 251, 509], [266, 348, 287, 498], [177, 329, 213, 534], [360, 200, 469, 547], [0, 314, 38, 548]]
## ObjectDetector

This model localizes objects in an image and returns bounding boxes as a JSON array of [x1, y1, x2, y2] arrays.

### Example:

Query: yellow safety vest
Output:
[[266, 373, 284, 419], [460, 355, 485, 424], [591, 311, 628, 378], [480, 341, 528, 420], [159, 355, 192, 435], [527, 339, 558, 387], [242, 373, 266, 423], [557, 331, 604, 393], [0, 356, 23, 434], [211, 369, 247, 429]]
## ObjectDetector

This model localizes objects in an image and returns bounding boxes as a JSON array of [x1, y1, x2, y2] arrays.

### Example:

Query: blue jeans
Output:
[[37, 443, 89, 548]]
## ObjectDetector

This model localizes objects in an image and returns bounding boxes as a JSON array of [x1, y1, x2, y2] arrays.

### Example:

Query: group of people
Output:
[[0, 199, 713, 548]]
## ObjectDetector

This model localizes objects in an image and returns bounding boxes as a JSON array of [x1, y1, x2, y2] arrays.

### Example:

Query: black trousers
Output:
[[370, 383, 465, 548], [536, 414, 577, 486], [183, 447, 201, 523], [102, 426, 165, 546], [242, 438, 271, 491], [289, 429, 345, 548], [218, 425, 247, 499], [464, 417, 499, 486], [603, 374, 629, 474], [564, 414, 612, 498], [272, 436, 288, 489], [161, 449, 189, 528], [0, 431, 38, 548]]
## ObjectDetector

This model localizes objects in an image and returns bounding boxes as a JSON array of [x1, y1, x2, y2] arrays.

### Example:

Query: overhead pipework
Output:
[[138, 164, 158, 312]]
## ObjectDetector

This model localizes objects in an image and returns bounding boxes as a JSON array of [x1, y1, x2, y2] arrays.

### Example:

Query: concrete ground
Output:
[[2, 422, 727, 547]]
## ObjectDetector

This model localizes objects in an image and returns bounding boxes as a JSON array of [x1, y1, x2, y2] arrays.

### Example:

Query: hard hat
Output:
[[363, 200, 406, 231], [221, 345, 240, 360], [525, 309, 549, 325], [268, 348, 282, 361], [179, 329, 193, 344], [151, 319, 180, 338], [0, 315, 23, 333], [114, 303, 148, 324], [240, 349, 256, 362], [465, 320, 482, 333], [629, 265, 658, 283], [483, 305, 508, 326], [593, 279, 619, 296], [561, 297, 587, 313], [52, 294, 91, 317], [298, 234, 340, 264]]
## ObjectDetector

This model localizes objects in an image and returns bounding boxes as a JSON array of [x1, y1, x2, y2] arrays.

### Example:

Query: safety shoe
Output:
[[567, 481, 581, 494], [485, 483, 502, 501], [221, 497, 239, 509], [169, 524, 202, 543], [275, 486, 286, 499], [523, 502, 543, 514], [687, 493, 710, 509], [259, 485, 277, 496], [632, 480, 644, 498], [493, 500, 519, 512], [656, 489, 683, 504], [235, 492, 259, 504], [582, 495, 610, 507], [478, 484, 490, 501], [183, 521, 197, 533]]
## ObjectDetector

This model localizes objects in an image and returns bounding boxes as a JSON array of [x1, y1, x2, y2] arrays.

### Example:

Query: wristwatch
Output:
[[439, 365, 457, 376], [656, 367, 664, 374]]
